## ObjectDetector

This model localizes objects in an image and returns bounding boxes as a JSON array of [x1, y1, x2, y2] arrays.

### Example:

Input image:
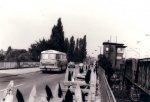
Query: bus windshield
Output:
[[49, 54, 56, 59], [41, 53, 56, 60]]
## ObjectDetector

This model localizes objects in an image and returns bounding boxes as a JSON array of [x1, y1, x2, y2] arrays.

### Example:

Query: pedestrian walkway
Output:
[[0, 67, 40, 78]]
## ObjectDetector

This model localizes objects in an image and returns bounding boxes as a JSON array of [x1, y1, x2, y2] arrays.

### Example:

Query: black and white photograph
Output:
[[0, 0, 150, 102]]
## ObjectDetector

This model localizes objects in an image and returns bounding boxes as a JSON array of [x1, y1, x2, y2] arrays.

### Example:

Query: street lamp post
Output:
[[98, 46, 102, 55]]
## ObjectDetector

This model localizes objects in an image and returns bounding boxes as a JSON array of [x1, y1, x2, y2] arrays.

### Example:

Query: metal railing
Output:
[[99, 67, 116, 102]]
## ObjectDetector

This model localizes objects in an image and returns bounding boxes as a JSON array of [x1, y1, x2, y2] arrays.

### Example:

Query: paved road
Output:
[[0, 69, 65, 102]]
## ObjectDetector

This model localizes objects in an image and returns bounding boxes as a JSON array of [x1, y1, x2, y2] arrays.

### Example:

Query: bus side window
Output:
[[64, 55, 66, 59], [56, 54, 60, 59], [63, 55, 66, 59], [62, 55, 65, 59], [61, 55, 63, 59]]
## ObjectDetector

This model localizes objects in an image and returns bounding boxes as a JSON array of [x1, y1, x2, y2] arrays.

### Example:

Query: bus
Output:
[[40, 50, 68, 72]]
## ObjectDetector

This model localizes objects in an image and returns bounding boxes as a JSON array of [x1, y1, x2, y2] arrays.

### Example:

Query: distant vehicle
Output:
[[79, 63, 84, 67], [40, 50, 68, 72], [67, 62, 75, 68]]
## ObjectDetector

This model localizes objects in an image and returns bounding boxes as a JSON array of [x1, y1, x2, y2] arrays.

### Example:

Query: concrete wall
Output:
[[0, 62, 40, 69]]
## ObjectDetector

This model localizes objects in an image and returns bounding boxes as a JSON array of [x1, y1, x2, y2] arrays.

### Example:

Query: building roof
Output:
[[138, 58, 150, 62], [41, 49, 66, 55], [103, 42, 127, 48]]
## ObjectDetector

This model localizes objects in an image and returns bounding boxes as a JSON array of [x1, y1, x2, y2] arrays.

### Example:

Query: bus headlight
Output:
[[40, 62, 42, 65], [54, 62, 57, 66]]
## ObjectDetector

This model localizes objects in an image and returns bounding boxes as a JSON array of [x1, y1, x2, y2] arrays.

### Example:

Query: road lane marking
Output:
[[14, 83, 24, 87], [0, 83, 24, 92]]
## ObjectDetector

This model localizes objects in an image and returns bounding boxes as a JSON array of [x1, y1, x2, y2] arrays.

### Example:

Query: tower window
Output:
[[106, 47, 109, 51]]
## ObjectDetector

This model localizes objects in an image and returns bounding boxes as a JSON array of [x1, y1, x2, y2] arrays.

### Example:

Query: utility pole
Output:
[[98, 46, 102, 55]]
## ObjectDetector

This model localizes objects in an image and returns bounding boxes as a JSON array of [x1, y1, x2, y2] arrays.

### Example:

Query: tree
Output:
[[98, 55, 112, 74], [50, 25, 61, 51], [5, 49, 27, 62], [78, 38, 83, 62], [39, 38, 49, 51], [66, 35, 87, 63], [98, 55, 114, 86], [79, 35, 87, 62], [74, 39, 79, 62], [50, 18, 65, 52], [29, 38, 49, 61], [18, 52, 31, 62], [29, 18, 65, 61], [29, 43, 40, 61], [64, 38, 69, 54], [0, 54, 5, 61], [6, 46, 12, 55], [67, 36, 75, 62], [57, 18, 65, 52], [82, 35, 87, 61], [29, 18, 87, 62]]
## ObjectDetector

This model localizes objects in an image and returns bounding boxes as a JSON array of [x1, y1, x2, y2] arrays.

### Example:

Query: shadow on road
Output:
[[41, 70, 66, 74]]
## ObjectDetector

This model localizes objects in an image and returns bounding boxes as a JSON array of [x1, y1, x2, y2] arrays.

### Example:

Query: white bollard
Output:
[[54, 83, 59, 98], [65, 68, 69, 81], [71, 69, 75, 82], [48, 83, 63, 102], [1, 94, 13, 102], [87, 91, 92, 102], [90, 68, 96, 86], [36, 96, 47, 102], [0, 81, 14, 102], [28, 85, 37, 102], [74, 83, 82, 102]]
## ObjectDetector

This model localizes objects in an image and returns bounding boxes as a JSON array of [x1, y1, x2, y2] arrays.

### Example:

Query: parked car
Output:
[[68, 62, 75, 68]]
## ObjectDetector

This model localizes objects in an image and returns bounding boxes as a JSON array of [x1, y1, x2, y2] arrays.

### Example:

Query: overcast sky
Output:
[[0, 0, 150, 58]]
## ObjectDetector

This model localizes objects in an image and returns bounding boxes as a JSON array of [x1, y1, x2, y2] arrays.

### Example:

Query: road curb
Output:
[[0, 67, 39, 70], [0, 70, 41, 78], [0, 74, 18, 78]]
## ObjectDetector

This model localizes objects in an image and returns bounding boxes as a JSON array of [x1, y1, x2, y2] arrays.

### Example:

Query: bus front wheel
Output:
[[60, 65, 63, 72]]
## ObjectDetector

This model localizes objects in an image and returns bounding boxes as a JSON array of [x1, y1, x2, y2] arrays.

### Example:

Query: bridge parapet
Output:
[[124, 58, 150, 101], [99, 66, 116, 102], [124, 58, 150, 93]]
